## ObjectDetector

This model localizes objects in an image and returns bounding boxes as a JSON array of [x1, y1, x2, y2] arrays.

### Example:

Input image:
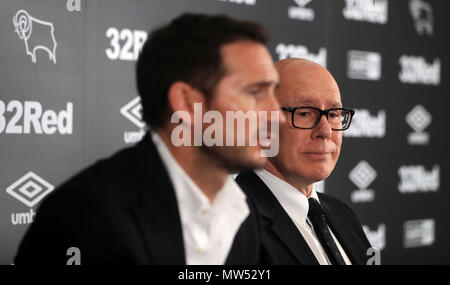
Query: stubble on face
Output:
[[201, 40, 280, 173]]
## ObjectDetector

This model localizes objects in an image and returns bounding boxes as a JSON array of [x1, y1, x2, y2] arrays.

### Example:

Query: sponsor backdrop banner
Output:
[[0, 0, 448, 264]]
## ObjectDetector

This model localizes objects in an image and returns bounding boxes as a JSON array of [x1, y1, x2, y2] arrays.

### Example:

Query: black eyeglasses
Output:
[[281, 107, 355, 131]]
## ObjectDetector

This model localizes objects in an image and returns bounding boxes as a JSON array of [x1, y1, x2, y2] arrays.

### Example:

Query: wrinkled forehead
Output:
[[290, 96, 342, 109], [276, 62, 342, 108]]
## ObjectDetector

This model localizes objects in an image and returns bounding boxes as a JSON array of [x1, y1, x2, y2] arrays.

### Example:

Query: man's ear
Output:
[[167, 81, 206, 123]]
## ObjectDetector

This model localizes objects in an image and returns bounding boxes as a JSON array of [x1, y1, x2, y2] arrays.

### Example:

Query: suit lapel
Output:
[[319, 195, 366, 265], [130, 134, 186, 264], [270, 209, 319, 265], [237, 171, 319, 265]]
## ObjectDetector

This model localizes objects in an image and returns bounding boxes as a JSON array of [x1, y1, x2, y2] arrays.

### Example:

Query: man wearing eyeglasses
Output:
[[236, 58, 371, 265]]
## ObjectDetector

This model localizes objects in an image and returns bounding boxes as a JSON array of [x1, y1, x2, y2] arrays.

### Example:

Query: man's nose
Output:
[[313, 114, 332, 139]]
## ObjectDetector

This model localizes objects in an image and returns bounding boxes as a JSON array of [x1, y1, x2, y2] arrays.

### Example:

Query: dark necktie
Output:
[[307, 197, 346, 265]]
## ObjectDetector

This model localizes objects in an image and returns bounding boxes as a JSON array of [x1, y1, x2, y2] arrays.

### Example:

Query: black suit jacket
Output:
[[236, 171, 371, 265], [14, 134, 259, 264]]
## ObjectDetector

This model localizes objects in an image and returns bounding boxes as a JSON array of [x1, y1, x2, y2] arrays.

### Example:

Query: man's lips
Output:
[[303, 151, 333, 158], [304, 151, 332, 155]]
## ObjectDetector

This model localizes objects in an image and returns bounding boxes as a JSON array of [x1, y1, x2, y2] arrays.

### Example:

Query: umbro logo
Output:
[[349, 160, 377, 189], [406, 104, 431, 145], [6, 172, 54, 207], [121, 96, 146, 144], [120, 96, 145, 129], [349, 161, 377, 203]]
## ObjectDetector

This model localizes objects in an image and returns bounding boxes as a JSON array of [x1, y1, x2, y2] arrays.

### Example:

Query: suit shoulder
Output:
[[40, 144, 141, 212]]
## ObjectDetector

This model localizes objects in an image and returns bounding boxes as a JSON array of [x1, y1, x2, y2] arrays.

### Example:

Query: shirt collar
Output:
[[151, 131, 248, 224], [255, 169, 320, 225]]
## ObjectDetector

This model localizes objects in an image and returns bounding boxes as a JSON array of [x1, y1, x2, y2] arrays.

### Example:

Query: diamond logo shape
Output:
[[349, 161, 377, 189], [406, 104, 431, 132], [120, 96, 145, 129], [6, 172, 54, 207], [18, 180, 44, 198]]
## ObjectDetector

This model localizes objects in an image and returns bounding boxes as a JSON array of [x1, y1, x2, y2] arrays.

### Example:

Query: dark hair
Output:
[[136, 13, 268, 127]]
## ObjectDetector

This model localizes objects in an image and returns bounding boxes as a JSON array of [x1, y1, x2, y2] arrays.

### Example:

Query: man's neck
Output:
[[263, 162, 313, 197], [155, 128, 228, 202]]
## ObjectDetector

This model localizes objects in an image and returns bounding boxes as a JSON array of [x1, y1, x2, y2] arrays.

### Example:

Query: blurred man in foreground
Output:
[[15, 13, 283, 265]]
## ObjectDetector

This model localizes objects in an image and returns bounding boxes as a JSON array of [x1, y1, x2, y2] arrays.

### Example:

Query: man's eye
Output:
[[298, 112, 311, 117], [329, 112, 339, 118], [248, 87, 263, 95]]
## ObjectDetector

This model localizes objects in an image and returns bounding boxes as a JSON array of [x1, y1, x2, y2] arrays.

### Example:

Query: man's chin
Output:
[[208, 146, 268, 173], [228, 153, 268, 173], [240, 147, 268, 169], [246, 155, 268, 170], [308, 172, 331, 184]]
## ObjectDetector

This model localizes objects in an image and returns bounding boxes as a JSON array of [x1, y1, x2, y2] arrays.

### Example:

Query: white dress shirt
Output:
[[151, 132, 249, 265], [255, 169, 352, 265]]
